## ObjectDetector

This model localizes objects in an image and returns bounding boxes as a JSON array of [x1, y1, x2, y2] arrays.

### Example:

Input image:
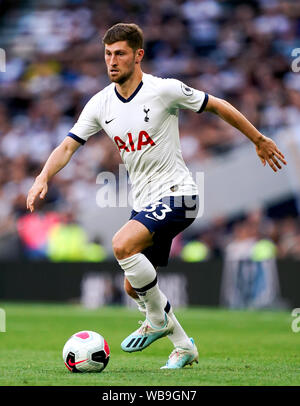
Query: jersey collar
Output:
[[114, 80, 143, 103]]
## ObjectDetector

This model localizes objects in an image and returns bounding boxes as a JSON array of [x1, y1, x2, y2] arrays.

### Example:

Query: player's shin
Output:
[[167, 311, 194, 350], [118, 253, 166, 327], [159, 291, 193, 350], [124, 277, 146, 314]]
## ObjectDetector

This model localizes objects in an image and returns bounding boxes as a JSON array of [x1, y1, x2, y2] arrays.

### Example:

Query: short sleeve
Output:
[[159, 78, 208, 113], [68, 94, 102, 145]]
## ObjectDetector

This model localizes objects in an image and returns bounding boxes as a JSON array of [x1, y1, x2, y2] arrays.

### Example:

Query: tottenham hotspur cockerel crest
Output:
[[143, 106, 150, 122]]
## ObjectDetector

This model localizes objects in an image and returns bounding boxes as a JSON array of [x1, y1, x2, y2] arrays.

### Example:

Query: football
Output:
[[63, 330, 110, 373]]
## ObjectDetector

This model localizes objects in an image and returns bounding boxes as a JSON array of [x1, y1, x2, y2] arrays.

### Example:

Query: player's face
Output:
[[105, 41, 139, 85]]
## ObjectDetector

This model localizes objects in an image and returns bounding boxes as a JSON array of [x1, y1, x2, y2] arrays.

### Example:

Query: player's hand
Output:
[[26, 176, 48, 213], [255, 136, 287, 172]]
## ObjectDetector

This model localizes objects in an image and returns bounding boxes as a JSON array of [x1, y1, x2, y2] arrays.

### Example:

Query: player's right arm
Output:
[[26, 137, 81, 212], [27, 93, 102, 213]]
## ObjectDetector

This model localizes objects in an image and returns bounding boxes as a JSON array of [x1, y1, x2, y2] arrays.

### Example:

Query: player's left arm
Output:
[[204, 95, 287, 172]]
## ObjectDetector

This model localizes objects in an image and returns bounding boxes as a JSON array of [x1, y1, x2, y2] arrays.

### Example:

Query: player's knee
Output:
[[112, 234, 132, 260]]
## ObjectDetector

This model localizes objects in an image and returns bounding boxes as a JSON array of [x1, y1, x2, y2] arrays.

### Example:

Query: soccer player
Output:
[[26, 23, 287, 369]]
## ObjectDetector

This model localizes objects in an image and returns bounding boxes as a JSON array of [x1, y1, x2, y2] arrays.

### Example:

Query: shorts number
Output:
[[144, 202, 172, 221]]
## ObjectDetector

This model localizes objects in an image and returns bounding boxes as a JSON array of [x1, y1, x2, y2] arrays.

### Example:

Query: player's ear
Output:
[[135, 49, 144, 64]]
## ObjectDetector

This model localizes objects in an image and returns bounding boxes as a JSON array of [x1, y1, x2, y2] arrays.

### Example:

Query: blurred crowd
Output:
[[0, 0, 300, 261]]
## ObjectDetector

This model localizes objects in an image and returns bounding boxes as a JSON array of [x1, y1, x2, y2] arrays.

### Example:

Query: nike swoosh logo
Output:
[[105, 118, 115, 124], [68, 358, 88, 367]]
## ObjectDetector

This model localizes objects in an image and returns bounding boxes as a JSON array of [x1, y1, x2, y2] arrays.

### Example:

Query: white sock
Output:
[[159, 292, 193, 349], [134, 297, 146, 313], [168, 311, 193, 349], [141, 284, 166, 327], [118, 253, 165, 327]]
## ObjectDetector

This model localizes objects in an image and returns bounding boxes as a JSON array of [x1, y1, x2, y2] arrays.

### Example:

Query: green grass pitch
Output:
[[0, 302, 299, 386]]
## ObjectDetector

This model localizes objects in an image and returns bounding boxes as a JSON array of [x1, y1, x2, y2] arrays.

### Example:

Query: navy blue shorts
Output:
[[129, 195, 199, 267]]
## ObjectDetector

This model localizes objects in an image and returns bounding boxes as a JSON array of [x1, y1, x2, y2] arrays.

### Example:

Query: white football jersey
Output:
[[69, 73, 208, 211]]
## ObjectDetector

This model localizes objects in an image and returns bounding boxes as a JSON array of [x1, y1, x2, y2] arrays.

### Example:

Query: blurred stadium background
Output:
[[0, 0, 300, 310]]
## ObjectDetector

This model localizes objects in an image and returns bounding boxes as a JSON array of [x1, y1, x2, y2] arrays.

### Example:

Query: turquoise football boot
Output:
[[121, 314, 174, 352], [160, 338, 199, 369]]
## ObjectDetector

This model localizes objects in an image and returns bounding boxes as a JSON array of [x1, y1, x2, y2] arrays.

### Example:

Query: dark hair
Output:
[[102, 23, 144, 51]]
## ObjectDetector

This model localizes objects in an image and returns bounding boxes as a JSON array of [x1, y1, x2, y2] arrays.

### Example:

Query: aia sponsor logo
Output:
[[114, 131, 155, 152]]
